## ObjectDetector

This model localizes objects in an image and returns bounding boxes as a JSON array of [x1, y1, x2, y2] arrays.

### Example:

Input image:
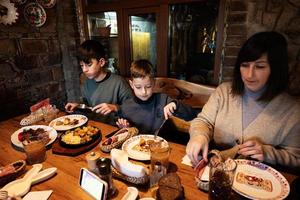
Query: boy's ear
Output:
[[98, 58, 106, 67], [129, 80, 134, 89]]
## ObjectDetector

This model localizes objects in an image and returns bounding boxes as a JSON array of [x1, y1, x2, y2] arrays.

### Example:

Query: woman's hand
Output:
[[163, 102, 176, 119], [238, 140, 264, 161], [116, 118, 130, 128], [92, 103, 117, 115], [65, 103, 79, 113], [186, 134, 209, 166]]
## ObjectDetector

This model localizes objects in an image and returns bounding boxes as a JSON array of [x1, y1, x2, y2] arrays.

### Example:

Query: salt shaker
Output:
[[96, 158, 116, 197]]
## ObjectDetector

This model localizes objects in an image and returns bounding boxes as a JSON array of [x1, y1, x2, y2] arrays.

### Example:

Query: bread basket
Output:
[[0, 160, 26, 187], [112, 165, 149, 185], [100, 127, 139, 153]]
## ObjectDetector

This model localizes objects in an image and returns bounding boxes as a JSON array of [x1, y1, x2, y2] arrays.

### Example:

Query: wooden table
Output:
[[0, 114, 297, 200]]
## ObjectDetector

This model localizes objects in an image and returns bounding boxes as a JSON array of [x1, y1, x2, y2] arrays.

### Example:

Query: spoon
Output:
[[1, 164, 42, 197]]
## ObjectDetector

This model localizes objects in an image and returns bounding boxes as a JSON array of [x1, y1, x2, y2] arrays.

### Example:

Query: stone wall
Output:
[[222, 0, 300, 95], [0, 0, 81, 121]]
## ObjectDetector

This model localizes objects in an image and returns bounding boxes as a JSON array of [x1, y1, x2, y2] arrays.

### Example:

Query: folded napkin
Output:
[[23, 190, 53, 200], [110, 149, 147, 178]]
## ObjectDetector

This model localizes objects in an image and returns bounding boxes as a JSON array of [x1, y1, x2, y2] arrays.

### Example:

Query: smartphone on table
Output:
[[79, 168, 108, 200]]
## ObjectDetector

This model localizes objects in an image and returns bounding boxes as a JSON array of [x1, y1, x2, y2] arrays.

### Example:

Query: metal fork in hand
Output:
[[154, 119, 167, 140]]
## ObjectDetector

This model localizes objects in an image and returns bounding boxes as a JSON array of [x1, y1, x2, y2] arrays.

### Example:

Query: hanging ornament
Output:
[[0, 0, 19, 25]]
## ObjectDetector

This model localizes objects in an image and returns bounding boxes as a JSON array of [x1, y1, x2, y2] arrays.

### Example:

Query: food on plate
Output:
[[132, 138, 154, 152], [157, 172, 184, 200], [18, 128, 50, 144], [61, 126, 99, 145], [55, 117, 79, 126], [235, 172, 273, 192]]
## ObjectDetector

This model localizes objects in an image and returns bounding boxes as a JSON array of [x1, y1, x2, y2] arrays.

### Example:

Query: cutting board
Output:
[[52, 134, 102, 156]]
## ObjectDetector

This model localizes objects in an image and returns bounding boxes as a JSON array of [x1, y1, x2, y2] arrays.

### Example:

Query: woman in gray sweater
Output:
[[186, 31, 300, 170]]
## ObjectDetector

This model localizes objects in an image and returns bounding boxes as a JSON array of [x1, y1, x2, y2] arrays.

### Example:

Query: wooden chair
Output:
[[153, 77, 216, 134], [153, 77, 216, 109]]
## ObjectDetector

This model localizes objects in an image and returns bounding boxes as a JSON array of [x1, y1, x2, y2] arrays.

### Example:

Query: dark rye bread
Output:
[[157, 173, 184, 200]]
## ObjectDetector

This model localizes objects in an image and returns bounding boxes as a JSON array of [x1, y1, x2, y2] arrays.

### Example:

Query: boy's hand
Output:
[[65, 103, 79, 113], [163, 102, 176, 119], [92, 103, 117, 115], [116, 118, 130, 128]]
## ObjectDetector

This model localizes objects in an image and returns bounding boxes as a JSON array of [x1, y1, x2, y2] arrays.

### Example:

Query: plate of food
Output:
[[122, 134, 168, 161], [11, 125, 57, 148], [49, 114, 88, 131], [59, 125, 101, 148], [232, 159, 290, 200]]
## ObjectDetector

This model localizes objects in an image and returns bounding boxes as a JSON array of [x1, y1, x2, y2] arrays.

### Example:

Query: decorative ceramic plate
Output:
[[24, 2, 46, 27], [232, 159, 290, 200], [37, 0, 56, 8], [122, 134, 168, 161], [11, 125, 57, 148], [49, 114, 88, 131]]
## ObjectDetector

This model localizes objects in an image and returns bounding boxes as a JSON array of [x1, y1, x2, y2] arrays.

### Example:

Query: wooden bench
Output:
[[153, 77, 216, 134], [153, 77, 215, 109]]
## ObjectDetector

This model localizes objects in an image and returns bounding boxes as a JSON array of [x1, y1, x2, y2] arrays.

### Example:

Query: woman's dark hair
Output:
[[130, 59, 155, 79], [231, 31, 289, 101], [77, 40, 106, 63]]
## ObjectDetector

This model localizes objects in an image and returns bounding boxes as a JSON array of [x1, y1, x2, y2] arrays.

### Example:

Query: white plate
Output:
[[232, 159, 290, 200], [122, 134, 168, 161], [11, 125, 57, 148], [49, 114, 88, 131]]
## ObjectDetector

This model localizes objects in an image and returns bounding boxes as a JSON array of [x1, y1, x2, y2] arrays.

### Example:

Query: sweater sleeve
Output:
[[117, 78, 133, 104]]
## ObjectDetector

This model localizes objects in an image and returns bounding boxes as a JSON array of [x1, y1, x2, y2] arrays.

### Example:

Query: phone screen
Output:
[[80, 168, 106, 200]]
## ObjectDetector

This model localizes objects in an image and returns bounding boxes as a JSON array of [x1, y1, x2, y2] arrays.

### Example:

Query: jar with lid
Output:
[[96, 157, 117, 197]]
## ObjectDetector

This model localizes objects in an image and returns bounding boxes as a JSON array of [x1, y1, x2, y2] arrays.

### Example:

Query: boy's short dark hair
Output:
[[77, 40, 106, 63], [231, 31, 289, 101], [130, 59, 155, 79]]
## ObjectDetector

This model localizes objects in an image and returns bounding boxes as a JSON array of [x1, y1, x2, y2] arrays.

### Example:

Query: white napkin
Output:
[[111, 149, 147, 178], [23, 190, 53, 200], [181, 154, 193, 166]]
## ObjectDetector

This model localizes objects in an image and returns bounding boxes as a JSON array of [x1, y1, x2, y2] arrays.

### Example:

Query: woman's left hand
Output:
[[238, 140, 264, 161]]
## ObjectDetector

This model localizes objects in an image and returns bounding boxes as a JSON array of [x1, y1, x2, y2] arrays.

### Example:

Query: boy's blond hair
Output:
[[130, 59, 155, 79]]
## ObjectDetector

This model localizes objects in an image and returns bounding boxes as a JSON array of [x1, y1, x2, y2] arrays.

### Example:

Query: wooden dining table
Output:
[[0, 113, 298, 200]]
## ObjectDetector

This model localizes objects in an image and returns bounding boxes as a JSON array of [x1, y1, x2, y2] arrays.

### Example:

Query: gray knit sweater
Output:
[[190, 82, 300, 168]]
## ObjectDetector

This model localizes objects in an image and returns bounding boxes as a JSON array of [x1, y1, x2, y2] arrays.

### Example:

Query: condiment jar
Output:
[[96, 158, 117, 197]]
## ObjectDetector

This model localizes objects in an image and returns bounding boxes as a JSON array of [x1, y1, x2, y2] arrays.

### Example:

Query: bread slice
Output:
[[157, 173, 184, 200]]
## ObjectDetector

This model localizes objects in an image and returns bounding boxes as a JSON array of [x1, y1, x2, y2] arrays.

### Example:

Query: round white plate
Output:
[[122, 134, 168, 161], [232, 159, 290, 200], [11, 125, 57, 148], [49, 114, 88, 131]]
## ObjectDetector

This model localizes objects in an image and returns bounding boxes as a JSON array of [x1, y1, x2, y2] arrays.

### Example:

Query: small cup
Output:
[[149, 140, 170, 187], [23, 140, 46, 165], [208, 159, 237, 200]]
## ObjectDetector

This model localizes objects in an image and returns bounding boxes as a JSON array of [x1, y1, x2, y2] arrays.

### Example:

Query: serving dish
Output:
[[59, 126, 101, 148], [232, 159, 290, 200], [122, 135, 167, 161], [49, 114, 88, 131]]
